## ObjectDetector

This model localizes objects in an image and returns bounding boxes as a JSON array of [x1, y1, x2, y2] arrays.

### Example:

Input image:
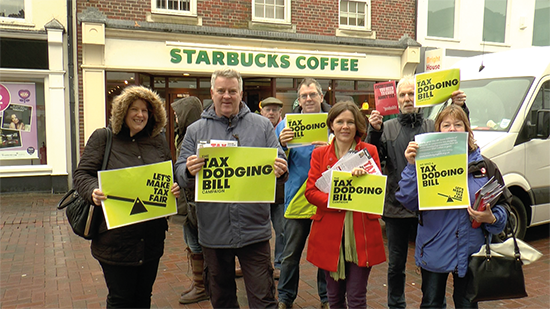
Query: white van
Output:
[[427, 47, 550, 239]]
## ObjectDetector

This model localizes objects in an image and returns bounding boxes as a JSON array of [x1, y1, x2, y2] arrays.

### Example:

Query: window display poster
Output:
[[0, 82, 38, 159]]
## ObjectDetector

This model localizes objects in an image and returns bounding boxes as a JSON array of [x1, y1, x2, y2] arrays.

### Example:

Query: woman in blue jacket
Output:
[[395, 105, 509, 308]]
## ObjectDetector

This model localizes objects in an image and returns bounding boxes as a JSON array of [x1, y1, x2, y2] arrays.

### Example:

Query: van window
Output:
[[529, 80, 550, 137], [426, 77, 533, 131]]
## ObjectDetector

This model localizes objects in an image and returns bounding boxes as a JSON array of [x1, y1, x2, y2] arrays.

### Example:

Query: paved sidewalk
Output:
[[1, 193, 549, 308]]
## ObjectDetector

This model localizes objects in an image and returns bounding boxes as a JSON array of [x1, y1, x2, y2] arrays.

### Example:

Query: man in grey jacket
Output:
[[175, 68, 288, 308]]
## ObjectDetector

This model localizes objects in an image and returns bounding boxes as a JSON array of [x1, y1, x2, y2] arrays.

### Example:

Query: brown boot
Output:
[[179, 252, 209, 304], [180, 247, 194, 296]]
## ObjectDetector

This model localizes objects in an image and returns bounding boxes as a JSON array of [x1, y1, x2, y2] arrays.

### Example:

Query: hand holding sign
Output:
[[186, 155, 205, 176]]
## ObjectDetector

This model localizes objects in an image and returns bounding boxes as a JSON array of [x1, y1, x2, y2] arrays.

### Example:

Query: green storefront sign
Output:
[[170, 48, 359, 72]]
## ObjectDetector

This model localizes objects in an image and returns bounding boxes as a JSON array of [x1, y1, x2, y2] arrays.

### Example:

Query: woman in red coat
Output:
[[305, 101, 386, 309]]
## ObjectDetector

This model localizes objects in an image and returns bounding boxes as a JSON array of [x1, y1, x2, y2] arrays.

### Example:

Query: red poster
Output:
[[374, 81, 399, 116]]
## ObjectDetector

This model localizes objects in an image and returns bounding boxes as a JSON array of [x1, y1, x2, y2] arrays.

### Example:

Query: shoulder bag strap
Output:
[[101, 127, 113, 171]]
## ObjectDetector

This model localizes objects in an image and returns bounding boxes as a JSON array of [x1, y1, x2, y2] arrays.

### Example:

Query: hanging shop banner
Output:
[[327, 170, 387, 215], [0, 82, 38, 159], [415, 132, 470, 210], [414, 69, 460, 107], [196, 146, 277, 203], [374, 81, 399, 116], [98, 161, 177, 230], [285, 113, 329, 148]]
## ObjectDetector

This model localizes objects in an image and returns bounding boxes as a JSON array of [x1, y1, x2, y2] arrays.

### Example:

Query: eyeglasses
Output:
[[299, 92, 319, 100]]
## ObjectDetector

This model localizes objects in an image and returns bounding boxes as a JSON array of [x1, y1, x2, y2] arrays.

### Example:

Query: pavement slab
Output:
[[1, 193, 549, 308]]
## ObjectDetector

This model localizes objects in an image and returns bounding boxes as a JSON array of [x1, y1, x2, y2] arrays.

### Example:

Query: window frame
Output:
[[251, 0, 292, 25], [151, 0, 197, 17], [426, 0, 458, 39], [338, 0, 372, 31], [0, 0, 32, 25], [482, 0, 510, 44], [532, 0, 550, 46]]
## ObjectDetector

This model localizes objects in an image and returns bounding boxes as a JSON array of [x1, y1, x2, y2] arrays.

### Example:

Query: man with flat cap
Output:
[[260, 97, 284, 128], [259, 96, 285, 279]]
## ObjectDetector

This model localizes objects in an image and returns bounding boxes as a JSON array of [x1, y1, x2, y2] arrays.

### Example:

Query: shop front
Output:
[[0, 21, 72, 193], [81, 21, 420, 160]]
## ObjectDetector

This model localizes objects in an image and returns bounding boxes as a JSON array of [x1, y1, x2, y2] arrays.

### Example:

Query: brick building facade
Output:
[[76, 0, 419, 158]]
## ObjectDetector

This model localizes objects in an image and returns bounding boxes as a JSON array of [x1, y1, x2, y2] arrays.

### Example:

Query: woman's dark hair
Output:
[[326, 101, 366, 139]]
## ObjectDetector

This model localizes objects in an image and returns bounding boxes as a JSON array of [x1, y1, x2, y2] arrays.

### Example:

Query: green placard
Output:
[[414, 68, 460, 107], [415, 132, 470, 210], [196, 147, 277, 203], [327, 170, 387, 215], [98, 160, 177, 230], [285, 113, 329, 148]]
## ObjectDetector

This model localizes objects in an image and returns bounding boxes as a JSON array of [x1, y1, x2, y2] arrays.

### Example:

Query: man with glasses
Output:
[[175, 68, 288, 308], [275, 78, 330, 309], [367, 75, 467, 309]]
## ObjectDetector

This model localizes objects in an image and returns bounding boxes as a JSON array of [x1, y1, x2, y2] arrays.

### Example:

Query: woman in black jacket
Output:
[[73, 85, 180, 308]]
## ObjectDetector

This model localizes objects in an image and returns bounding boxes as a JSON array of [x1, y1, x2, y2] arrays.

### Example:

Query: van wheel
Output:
[[507, 196, 528, 240]]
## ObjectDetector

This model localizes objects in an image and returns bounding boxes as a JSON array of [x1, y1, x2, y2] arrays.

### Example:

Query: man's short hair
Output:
[[297, 78, 323, 96], [211, 67, 243, 91], [396, 75, 415, 94]]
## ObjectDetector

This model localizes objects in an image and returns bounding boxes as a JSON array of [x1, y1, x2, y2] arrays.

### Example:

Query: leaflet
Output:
[[315, 148, 381, 193]]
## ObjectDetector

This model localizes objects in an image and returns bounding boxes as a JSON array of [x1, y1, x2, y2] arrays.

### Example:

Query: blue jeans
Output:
[[420, 268, 478, 309], [183, 222, 202, 253], [277, 218, 327, 305], [324, 263, 371, 309], [270, 203, 285, 268], [384, 217, 418, 309]]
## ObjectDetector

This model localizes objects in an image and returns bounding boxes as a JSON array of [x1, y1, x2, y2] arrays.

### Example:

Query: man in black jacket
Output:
[[366, 75, 467, 309]]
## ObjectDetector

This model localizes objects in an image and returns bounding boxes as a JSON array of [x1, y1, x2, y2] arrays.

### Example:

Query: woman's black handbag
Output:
[[466, 220, 528, 302], [57, 128, 112, 240]]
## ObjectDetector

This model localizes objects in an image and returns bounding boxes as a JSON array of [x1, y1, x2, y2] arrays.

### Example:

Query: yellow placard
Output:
[[415, 132, 470, 210], [196, 147, 277, 203], [98, 161, 177, 230], [285, 113, 329, 148], [327, 170, 387, 215], [414, 68, 460, 107]]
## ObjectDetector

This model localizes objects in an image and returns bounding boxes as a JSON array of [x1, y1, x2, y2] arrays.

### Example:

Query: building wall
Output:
[[417, 0, 543, 69], [76, 0, 415, 39]]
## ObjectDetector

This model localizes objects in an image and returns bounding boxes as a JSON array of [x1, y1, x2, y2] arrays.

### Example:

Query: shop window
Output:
[[276, 78, 293, 89], [199, 78, 211, 89], [152, 0, 196, 16], [339, 0, 371, 30], [427, 0, 456, 39], [252, 0, 291, 24], [0, 80, 46, 165], [532, 0, 550, 46], [357, 81, 373, 91], [169, 77, 196, 89], [483, 0, 508, 43], [154, 76, 167, 89], [334, 80, 355, 90]]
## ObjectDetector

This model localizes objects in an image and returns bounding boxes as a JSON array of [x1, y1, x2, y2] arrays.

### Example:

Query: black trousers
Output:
[[99, 258, 160, 308], [203, 240, 277, 308]]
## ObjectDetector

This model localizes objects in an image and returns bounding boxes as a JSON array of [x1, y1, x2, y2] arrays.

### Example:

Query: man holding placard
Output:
[[367, 75, 467, 309], [175, 68, 288, 309], [275, 78, 330, 309]]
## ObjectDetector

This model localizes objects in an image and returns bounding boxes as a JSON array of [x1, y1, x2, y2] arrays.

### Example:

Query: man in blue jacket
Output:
[[276, 78, 330, 309]]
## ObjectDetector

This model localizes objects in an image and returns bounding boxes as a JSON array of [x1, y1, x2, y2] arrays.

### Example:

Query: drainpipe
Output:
[[67, 0, 77, 184]]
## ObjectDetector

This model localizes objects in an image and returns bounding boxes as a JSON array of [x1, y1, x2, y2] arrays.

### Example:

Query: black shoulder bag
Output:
[[57, 128, 113, 240]]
